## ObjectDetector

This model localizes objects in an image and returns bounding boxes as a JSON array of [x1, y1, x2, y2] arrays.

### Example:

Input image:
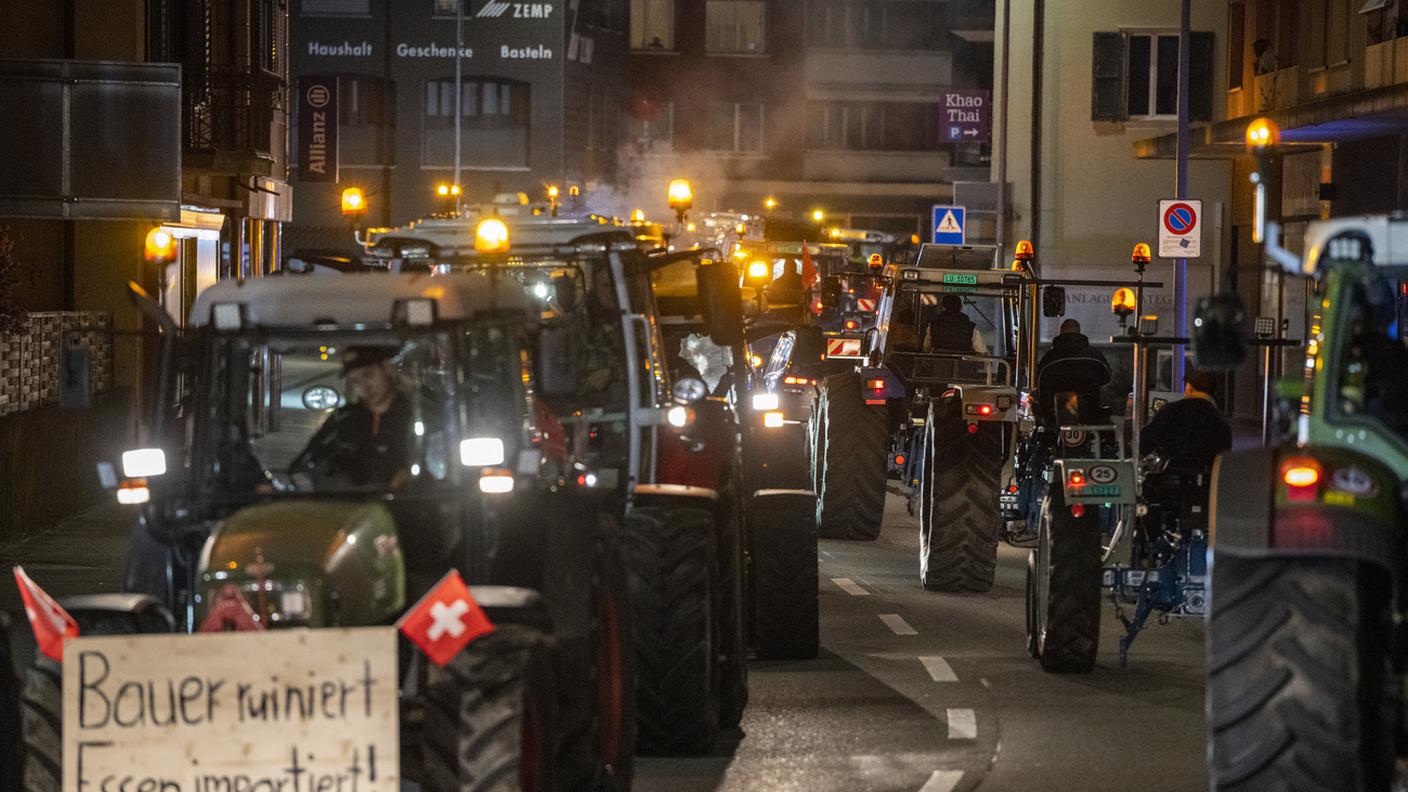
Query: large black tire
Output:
[[622, 506, 719, 755], [1026, 487, 1101, 673], [1207, 556, 1395, 791], [556, 526, 636, 791], [0, 613, 21, 792], [416, 625, 557, 792], [919, 398, 1002, 592], [714, 482, 749, 730], [750, 497, 820, 660], [813, 373, 888, 541]]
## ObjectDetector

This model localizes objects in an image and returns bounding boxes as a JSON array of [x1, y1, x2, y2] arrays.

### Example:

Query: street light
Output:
[[764, 196, 778, 212], [667, 179, 693, 223], [810, 209, 825, 223], [435, 183, 461, 215], [547, 184, 561, 216], [1245, 117, 1280, 245]]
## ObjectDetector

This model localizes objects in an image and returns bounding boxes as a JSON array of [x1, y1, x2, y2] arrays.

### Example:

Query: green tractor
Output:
[[1201, 213, 1408, 790], [19, 272, 634, 790]]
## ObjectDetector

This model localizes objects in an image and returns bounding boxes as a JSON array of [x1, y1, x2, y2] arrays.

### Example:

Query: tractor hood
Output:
[[197, 500, 406, 628]]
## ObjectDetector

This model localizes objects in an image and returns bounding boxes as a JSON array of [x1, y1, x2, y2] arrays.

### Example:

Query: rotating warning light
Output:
[[868, 253, 884, 271], [436, 183, 451, 197], [1132, 243, 1152, 264], [747, 260, 770, 281], [475, 218, 510, 254], [1245, 117, 1280, 151], [547, 185, 560, 200], [667, 179, 693, 210], [340, 187, 366, 216], [1014, 240, 1035, 261], [631, 209, 646, 224], [1111, 288, 1137, 318], [764, 196, 778, 210], [144, 227, 177, 264]]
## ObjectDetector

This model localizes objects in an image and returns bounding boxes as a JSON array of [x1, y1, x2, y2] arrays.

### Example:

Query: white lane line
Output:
[[919, 656, 958, 682], [831, 577, 870, 596], [879, 614, 918, 635], [918, 770, 964, 792], [947, 707, 977, 740]]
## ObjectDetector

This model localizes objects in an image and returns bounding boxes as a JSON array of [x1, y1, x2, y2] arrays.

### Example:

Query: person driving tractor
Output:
[[1034, 319, 1110, 424], [291, 347, 413, 489], [925, 294, 988, 354]]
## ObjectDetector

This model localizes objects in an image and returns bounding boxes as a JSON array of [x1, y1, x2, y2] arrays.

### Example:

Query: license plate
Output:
[[1084, 485, 1120, 497], [942, 273, 978, 285]]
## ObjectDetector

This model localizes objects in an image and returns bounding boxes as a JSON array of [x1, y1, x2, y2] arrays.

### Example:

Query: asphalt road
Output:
[[635, 493, 1208, 792]]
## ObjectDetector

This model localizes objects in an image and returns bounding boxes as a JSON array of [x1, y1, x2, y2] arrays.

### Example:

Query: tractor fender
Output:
[[632, 483, 721, 507], [1211, 446, 1404, 579], [749, 489, 816, 521], [57, 593, 176, 634]]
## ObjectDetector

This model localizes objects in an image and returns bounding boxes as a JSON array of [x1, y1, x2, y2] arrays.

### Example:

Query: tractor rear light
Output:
[[966, 423, 979, 434], [1007, 484, 1019, 493], [812, 300, 824, 315], [965, 404, 994, 416], [894, 454, 906, 466], [845, 319, 859, 330], [867, 378, 885, 391], [1068, 470, 1086, 487], [1282, 457, 1321, 501], [1070, 504, 1086, 518]]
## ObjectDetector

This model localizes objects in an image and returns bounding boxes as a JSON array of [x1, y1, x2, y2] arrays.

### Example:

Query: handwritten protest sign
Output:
[[62, 627, 398, 792]]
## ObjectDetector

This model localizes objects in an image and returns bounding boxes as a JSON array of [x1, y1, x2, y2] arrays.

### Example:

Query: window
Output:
[[705, 102, 764, 153], [303, 0, 371, 15], [340, 77, 393, 166], [627, 100, 673, 151], [806, 1, 943, 50], [1228, 2, 1245, 90], [631, 0, 674, 50], [1091, 31, 1214, 122], [422, 77, 531, 168], [806, 102, 942, 151], [706, 1, 766, 54]]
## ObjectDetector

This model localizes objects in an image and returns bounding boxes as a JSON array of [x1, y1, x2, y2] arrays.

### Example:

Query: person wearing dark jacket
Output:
[[1141, 368, 1232, 464], [291, 347, 413, 490], [925, 294, 988, 353], [1034, 319, 1110, 423]]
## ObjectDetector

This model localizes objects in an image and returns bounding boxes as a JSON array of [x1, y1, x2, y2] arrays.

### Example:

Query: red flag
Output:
[[14, 566, 78, 662], [801, 245, 818, 290], [397, 570, 495, 667]]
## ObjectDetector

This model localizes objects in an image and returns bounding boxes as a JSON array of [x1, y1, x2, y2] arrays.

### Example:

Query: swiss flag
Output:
[[397, 570, 495, 667], [801, 246, 819, 291], [14, 566, 78, 662]]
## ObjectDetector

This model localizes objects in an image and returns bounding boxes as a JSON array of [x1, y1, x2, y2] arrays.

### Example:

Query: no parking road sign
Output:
[[1158, 199, 1202, 258]]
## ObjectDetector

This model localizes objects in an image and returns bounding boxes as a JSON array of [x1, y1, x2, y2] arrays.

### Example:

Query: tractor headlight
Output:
[[121, 448, 167, 478], [460, 437, 506, 467], [751, 393, 780, 411]]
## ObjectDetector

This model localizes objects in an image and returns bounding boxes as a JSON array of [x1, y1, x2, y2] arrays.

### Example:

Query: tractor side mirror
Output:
[[60, 336, 93, 410], [1042, 286, 1067, 318], [696, 261, 743, 347], [537, 324, 581, 397], [793, 326, 825, 364], [819, 277, 842, 310], [1192, 293, 1248, 370]]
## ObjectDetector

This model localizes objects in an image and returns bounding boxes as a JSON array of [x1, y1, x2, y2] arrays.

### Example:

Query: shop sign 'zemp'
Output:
[[63, 628, 398, 791]]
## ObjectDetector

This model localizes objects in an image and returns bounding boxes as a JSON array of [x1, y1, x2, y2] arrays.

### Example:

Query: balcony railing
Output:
[[185, 68, 286, 157]]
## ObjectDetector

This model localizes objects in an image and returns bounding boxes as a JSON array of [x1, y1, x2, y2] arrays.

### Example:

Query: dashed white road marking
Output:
[[880, 614, 918, 635], [947, 708, 977, 740], [831, 577, 870, 596], [918, 770, 964, 792], [919, 656, 958, 682]]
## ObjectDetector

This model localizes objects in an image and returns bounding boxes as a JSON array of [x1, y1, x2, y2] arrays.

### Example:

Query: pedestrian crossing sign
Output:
[[931, 205, 966, 245]]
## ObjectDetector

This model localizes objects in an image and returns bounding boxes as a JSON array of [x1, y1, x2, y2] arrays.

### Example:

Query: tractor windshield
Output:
[[196, 323, 528, 497], [1331, 269, 1408, 444], [885, 283, 1012, 386]]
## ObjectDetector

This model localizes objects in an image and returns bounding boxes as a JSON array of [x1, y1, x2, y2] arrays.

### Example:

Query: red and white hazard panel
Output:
[[825, 337, 864, 359], [856, 299, 876, 313]]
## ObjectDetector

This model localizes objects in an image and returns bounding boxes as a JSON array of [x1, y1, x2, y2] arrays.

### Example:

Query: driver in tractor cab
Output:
[[1034, 319, 1111, 425], [291, 347, 414, 489], [1140, 368, 1232, 468], [924, 294, 988, 354]]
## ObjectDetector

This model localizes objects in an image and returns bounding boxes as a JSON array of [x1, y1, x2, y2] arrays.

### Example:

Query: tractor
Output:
[[362, 212, 751, 755], [18, 272, 632, 790]]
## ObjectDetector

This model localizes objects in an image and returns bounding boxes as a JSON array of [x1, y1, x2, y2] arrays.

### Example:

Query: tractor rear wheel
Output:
[[750, 496, 820, 660], [814, 373, 888, 541], [1027, 487, 1101, 673], [919, 398, 1002, 592], [1207, 555, 1396, 792], [622, 506, 719, 755]]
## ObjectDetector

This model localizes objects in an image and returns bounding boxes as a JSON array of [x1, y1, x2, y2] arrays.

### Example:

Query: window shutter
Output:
[[1189, 31, 1215, 123], [1091, 31, 1127, 121]]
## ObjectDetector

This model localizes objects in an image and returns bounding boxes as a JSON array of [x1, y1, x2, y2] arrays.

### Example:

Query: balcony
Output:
[[804, 50, 952, 91], [185, 68, 287, 170], [802, 150, 950, 182]]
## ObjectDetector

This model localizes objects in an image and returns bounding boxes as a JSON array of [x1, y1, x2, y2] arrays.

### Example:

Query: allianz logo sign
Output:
[[477, 2, 554, 18]]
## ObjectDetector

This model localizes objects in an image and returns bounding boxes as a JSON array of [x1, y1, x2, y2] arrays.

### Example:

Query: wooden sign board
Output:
[[62, 627, 399, 792]]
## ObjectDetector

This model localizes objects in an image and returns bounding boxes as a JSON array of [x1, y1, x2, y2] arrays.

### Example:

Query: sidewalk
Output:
[[0, 502, 133, 616]]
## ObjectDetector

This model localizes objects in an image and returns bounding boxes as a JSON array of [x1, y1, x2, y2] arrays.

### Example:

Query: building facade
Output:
[[625, 0, 994, 237], [287, 0, 628, 251]]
